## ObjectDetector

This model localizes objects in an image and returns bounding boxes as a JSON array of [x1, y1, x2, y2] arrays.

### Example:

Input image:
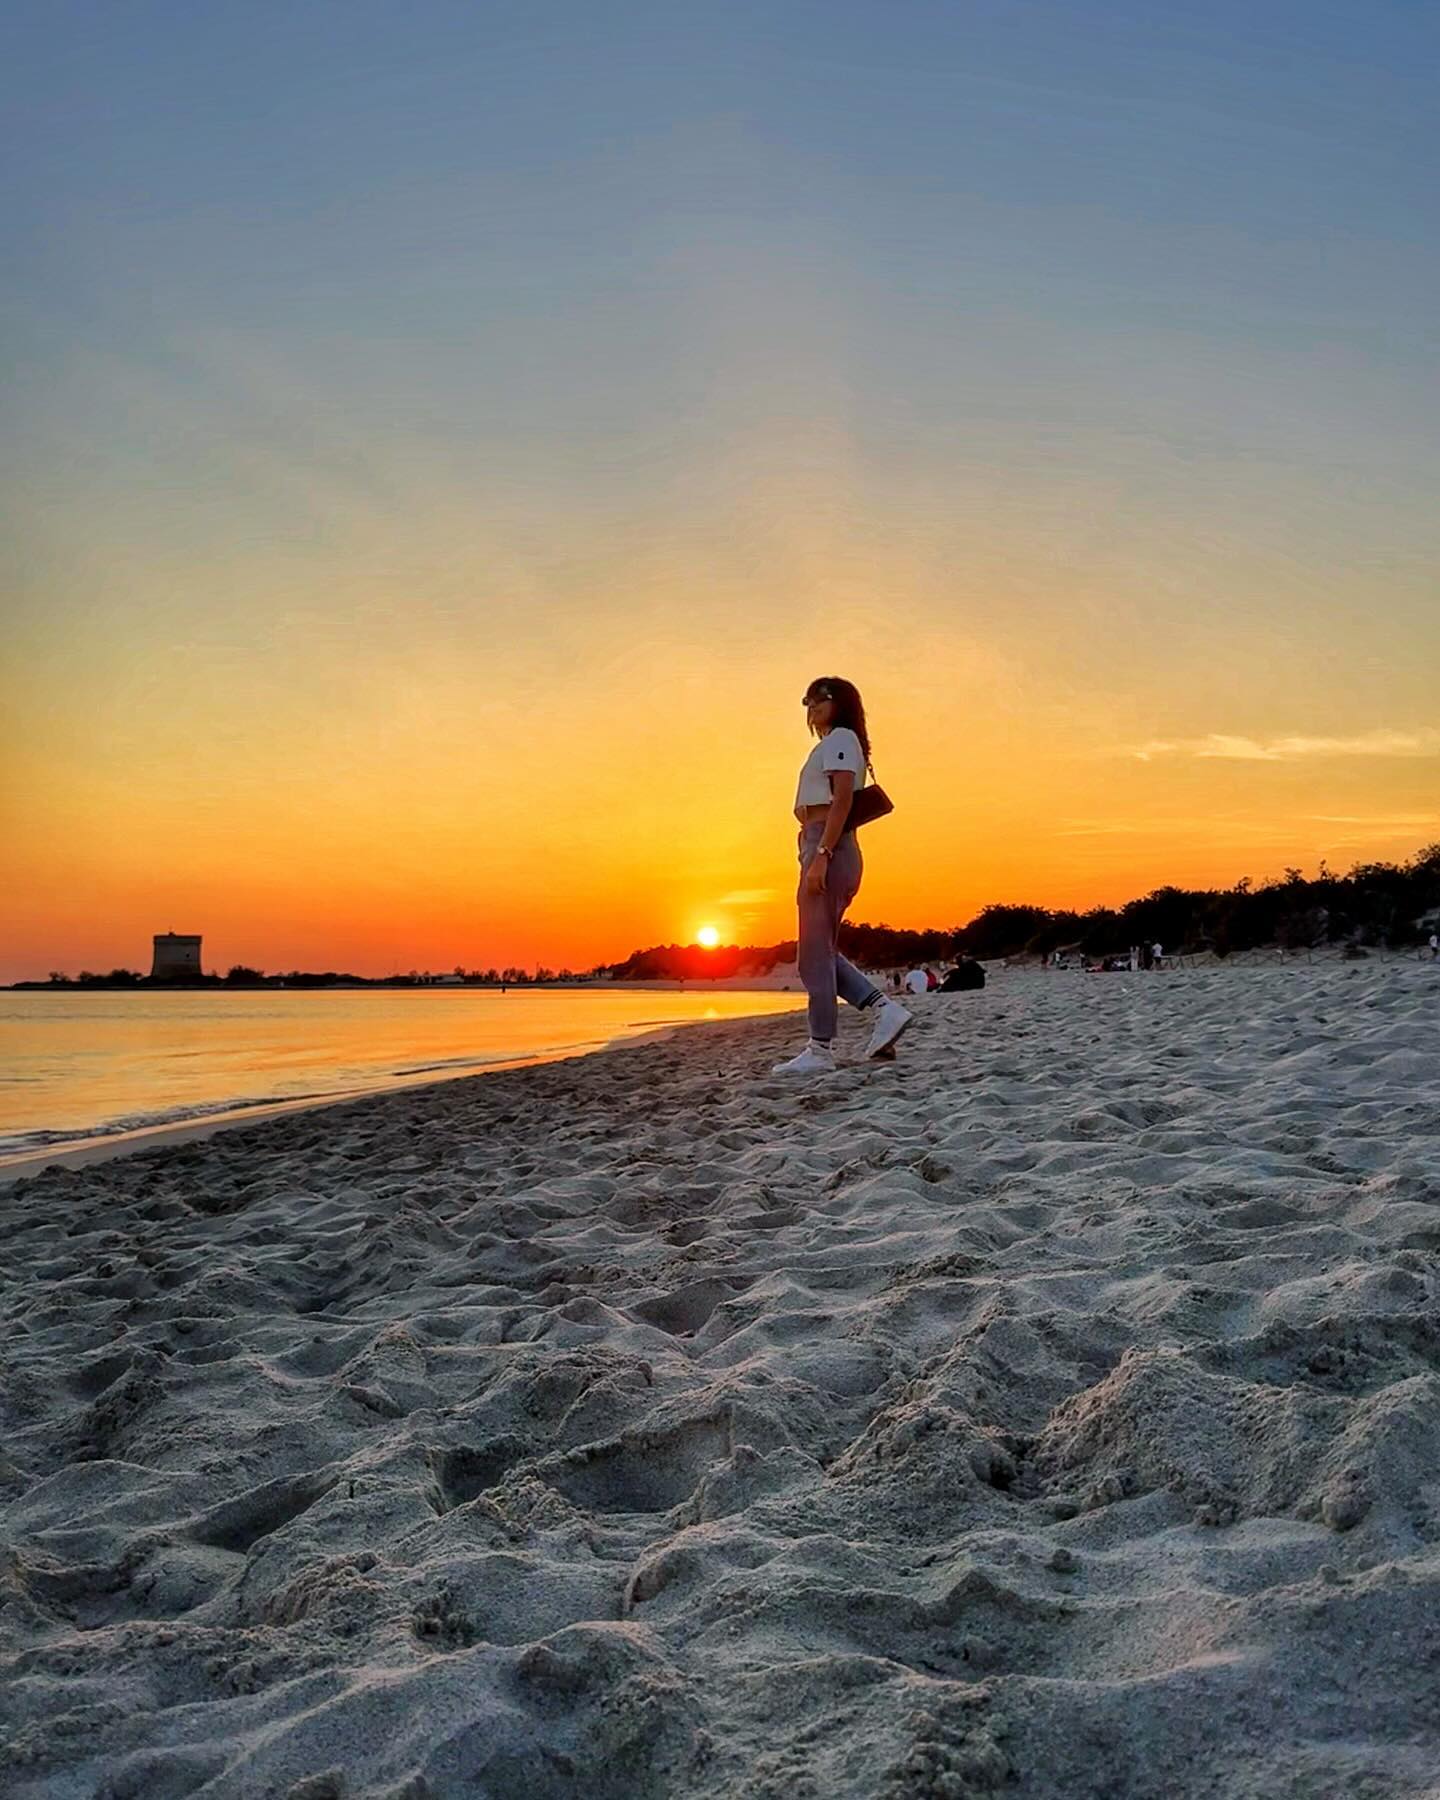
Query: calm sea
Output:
[[0, 988, 808, 1160]]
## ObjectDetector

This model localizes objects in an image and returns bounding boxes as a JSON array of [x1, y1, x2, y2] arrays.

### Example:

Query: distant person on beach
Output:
[[772, 677, 911, 1074], [1429, 933, 1439, 961], [904, 967, 929, 995]]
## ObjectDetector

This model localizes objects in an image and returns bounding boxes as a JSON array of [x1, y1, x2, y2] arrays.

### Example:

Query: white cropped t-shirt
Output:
[[794, 727, 867, 811]]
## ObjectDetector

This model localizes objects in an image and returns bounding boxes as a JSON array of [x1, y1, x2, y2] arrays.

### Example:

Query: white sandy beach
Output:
[[3, 960, 1440, 1798]]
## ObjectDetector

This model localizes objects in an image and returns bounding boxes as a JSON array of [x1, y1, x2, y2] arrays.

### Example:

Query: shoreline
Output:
[[1, 976, 808, 994], [6, 951, 1428, 1184], [0, 1001, 803, 1187]]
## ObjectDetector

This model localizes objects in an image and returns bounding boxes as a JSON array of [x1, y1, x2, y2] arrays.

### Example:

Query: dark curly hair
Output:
[[804, 676, 872, 770]]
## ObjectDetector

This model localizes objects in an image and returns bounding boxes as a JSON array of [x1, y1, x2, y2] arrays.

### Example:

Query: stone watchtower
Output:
[[151, 932, 203, 981]]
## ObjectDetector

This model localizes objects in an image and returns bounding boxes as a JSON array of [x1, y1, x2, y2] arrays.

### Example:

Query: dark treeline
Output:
[[22, 966, 584, 990], [982, 843, 1440, 962], [606, 845, 1440, 977], [19, 847, 1440, 990], [600, 923, 961, 981], [601, 943, 789, 981]]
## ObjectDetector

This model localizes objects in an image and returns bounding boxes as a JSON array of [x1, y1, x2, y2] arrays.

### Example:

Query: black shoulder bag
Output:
[[847, 762, 894, 831]]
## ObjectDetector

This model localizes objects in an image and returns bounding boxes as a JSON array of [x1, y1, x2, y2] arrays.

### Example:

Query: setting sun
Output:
[[696, 925, 720, 949]]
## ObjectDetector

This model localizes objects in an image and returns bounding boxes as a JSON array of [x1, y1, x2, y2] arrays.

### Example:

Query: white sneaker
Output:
[[771, 1041, 837, 1075], [865, 998, 912, 1059]]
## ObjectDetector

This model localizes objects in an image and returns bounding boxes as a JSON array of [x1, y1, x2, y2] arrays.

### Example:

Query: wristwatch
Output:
[[816, 845, 832, 858]]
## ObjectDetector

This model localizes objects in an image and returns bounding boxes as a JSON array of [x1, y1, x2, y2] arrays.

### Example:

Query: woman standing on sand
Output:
[[772, 677, 912, 1075]]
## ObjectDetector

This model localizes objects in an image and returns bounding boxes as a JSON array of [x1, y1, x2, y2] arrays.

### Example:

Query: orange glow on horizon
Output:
[[5, 471, 1436, 984]]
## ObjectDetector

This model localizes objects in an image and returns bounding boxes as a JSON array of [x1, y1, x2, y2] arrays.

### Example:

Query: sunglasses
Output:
[[803, 691, 833, 706]]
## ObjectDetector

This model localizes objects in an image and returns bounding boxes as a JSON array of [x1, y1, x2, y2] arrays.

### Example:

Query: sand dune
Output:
[[3, 962, 1440, 1797]]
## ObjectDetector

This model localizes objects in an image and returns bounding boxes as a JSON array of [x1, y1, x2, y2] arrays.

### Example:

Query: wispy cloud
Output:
[[1306, 813, 1440, 847], [1311, 813, 1440, 828], [718, 888, 778, 905], [1058, 817, 1284, 839], [1118, 729, 1440, 763], [1058, 813, 1440, 845]]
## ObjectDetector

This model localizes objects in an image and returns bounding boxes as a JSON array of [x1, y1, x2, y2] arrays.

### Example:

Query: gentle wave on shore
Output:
[[0, 988, 808, 1158]]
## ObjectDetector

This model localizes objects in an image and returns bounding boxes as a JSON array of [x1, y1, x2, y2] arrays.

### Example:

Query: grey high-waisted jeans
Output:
[[796, 820, 884, 1041]]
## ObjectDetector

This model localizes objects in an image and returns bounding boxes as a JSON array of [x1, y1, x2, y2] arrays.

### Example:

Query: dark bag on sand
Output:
[[847, 767, 894, 831], [940, 959, 985, 993]]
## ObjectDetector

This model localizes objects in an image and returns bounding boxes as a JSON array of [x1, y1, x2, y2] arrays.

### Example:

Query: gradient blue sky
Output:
[[4, 1, 1438, 976]]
